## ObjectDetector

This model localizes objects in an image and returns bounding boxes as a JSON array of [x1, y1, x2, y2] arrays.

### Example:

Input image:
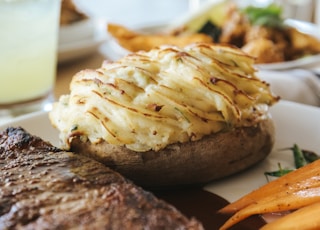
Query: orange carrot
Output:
[[219, 159, 320, 214], [261, 201, 320, 230], [219, 187, 320, 230]]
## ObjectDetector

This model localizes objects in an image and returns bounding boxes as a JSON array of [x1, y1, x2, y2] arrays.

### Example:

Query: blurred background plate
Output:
[[59, 18, 95, 44], [256, 19, 320, 70], [103, 18, 320, 70], [58, 18, 108, 63]]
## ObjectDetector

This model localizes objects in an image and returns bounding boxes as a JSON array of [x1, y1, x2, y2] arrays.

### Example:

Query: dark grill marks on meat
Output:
[[0, 127, 203, 230]]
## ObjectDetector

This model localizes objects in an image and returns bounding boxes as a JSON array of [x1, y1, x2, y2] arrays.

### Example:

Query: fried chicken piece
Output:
[[242, 38, 284, 64]]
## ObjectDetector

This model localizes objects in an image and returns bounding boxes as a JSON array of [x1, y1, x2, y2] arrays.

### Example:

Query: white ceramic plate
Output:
[[206, 100, 320, 202], [104, 19, 320, 69], [59, 19, 95, 44], [1, 100, 319, 203], [58, 18, 108, 63]]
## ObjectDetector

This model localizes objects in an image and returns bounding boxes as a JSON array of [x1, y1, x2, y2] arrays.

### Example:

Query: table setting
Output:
[[1, 0, 320, 229], [57, 1, 320, 106]]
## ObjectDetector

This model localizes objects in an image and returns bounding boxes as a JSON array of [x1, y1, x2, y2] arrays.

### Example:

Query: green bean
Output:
[[279, 145, 319, 165], [292, 144, 308, 169], [264, 169, 293, 177], [264, 163, 293, 179], [264, 145, 319, 180]]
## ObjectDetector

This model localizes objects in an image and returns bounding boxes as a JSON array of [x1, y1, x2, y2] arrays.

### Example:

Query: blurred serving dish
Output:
[[59, 18, 94, 44], [58, 18, 107, 63]]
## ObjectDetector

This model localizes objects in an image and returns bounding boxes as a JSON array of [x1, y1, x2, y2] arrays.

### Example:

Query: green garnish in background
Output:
[[242, 4, 284, 28]]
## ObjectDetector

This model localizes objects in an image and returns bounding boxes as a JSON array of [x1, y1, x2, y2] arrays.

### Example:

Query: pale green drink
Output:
[[0, 0, 60, 117]]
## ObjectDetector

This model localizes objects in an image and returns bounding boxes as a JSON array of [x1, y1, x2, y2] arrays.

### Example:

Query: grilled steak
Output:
[[0, 127, 203, 230]]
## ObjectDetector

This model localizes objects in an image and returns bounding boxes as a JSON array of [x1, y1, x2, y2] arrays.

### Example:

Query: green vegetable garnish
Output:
[[264, 163, 293, 179], [242, 4, 284, 28], [264, 144, 319, 178], [292, 143, 308, 168]]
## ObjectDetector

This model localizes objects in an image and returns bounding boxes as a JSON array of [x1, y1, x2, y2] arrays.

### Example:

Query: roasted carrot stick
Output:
[[219, 159, 320, 214], [261, 201, 320, 230], [219, 187, 320, 230]]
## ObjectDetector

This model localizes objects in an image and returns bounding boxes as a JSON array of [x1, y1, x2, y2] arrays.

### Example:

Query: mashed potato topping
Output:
[[50, 43, 279, 152]]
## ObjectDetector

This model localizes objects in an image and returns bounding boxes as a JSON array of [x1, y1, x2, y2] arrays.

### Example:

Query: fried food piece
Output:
[[108, 23, 213, 52], [287, 27, 320, 58], [60, 0, 87, 25], [244, 25, 288, 50], [217, 3, 320, 63], [242, 38, 285, 63]]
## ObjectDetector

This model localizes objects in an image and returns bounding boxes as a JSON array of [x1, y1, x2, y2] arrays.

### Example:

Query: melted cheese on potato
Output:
[[50, 43, 278, 152]]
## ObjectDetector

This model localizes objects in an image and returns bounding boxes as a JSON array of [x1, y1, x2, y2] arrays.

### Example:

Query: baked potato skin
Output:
[[70, 118, 275, 188]]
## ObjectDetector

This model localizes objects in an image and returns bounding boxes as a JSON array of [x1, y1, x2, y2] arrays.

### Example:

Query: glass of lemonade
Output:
[[0, 0, 60, 122]]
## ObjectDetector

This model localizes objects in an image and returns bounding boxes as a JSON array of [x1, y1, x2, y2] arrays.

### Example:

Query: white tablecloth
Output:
[[258, 69, 320, 107]]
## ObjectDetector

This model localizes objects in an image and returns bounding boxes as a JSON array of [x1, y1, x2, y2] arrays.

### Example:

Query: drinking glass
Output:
[[0, 0, 61, 123]]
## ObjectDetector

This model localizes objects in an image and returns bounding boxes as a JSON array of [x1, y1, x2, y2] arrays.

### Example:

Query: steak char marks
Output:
[[0, 127, 203, 229]]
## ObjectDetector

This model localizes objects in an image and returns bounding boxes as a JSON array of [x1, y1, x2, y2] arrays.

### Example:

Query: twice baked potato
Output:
[[70, 118, 274, 188], [50, 43, 279, 187]]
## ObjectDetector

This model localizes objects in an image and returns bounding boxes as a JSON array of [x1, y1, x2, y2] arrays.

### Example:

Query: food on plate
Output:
[[260, 201, 320, 230], [197, 4, 320, 64], [60, 0, 87, 25], [203, 3, 320, 62], [0, 127, 203, 229], [109, 4, 320, 64], [219, 157, 320, 230], [49, 43, 279, 187], [107, 23, 213, 52], [264, 144, 320, 178], [241, 38, 285, 64]]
